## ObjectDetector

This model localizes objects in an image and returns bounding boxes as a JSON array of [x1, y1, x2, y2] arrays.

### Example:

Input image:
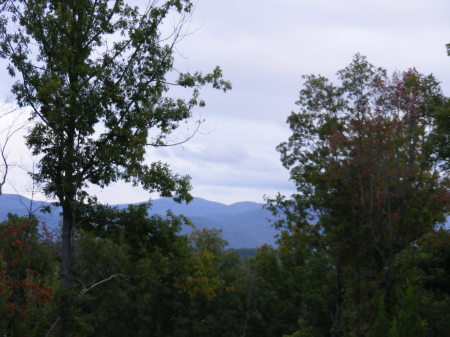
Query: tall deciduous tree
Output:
[[268, 54, 449, 336], [0, 0, 230, 334]]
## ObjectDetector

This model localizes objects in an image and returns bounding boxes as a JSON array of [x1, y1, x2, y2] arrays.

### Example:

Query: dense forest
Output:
[[0, 1, 449, 336]]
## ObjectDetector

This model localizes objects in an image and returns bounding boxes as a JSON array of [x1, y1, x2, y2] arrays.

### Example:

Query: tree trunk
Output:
[[60, 195, 75, 335], [331, 264, 343, 337]]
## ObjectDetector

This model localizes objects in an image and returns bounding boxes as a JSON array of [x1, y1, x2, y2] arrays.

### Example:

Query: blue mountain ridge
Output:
[[0, 194, 277, 248]]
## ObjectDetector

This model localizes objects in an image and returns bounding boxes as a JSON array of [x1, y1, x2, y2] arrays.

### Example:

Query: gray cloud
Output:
[[1, 0, 449, 204]]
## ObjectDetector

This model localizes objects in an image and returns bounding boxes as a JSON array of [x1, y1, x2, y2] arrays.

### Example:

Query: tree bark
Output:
[[60, 195, 75, 335]]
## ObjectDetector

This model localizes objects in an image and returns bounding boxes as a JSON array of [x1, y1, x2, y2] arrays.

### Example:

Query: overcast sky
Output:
[[1, 0, 449, 205]]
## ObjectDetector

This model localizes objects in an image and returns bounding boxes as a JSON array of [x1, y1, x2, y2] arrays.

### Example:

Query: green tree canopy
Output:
[[268, 54, 449, 336], [0, 0, 230, 334]]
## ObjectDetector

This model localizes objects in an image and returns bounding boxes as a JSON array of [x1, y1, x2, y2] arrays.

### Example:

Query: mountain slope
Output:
[[0, 194, 277, 248]]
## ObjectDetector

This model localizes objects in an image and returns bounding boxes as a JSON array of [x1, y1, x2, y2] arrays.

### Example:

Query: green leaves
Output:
[[0, 0, 229, 203], [270, 55, 449, 336], [0, 2, 230, 333]]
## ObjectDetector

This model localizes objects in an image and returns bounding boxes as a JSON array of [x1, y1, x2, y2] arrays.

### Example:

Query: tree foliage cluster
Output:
[[1, 208, 448, 337], [0, 0, 230, 332], [0, 0, 448, 336], [267, 54, 449, 337], [0, 210, 329, 337]]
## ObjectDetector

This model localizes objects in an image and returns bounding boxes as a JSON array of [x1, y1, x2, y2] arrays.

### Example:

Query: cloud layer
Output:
[[1, 0, 449, 204]]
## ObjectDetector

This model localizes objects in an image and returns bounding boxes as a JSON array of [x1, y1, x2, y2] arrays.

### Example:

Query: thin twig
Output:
[[147, 119, 203, 147], [45, 317, 60, 337], [80, 273, 123, 295]]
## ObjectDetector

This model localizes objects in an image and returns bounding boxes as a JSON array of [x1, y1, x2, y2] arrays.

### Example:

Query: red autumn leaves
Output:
[[0, 220, 53, 319]]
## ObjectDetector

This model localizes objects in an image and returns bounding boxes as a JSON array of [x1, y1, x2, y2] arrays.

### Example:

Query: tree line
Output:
[[0, 1, 449, 336]]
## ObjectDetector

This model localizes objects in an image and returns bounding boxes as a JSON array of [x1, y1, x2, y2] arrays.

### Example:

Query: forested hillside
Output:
[[0, 1, 448, 337], [0, 194, 277, 248]]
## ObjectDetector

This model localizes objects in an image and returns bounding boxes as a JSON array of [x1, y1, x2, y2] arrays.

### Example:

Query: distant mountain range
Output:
[[0, 194, 278, 248]]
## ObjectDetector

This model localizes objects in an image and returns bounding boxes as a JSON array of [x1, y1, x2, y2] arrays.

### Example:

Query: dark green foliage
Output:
[[0, 0, 231, 197], [0, 1, 229, 333], [268, 54, 449, 336], [72, 206, 245, 337], [396, 285, 424, 337], [74, 204, 193, 336], [0, 15, 448, 335], [1, 209, 449, 337], [0, 0, 230, 202], [370, 296, 390, 337], [395, 230, 450, 337], [431, 98, 450, 169], [232, 248, 258, 260]]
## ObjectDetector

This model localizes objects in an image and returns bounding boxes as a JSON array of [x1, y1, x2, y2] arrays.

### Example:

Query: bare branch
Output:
[[0, 104, 29, 195], [80, 273, 124, 295], [44, 317, 60, 337], [146, 119, 203, 147], [43, 273, 124, 336]]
